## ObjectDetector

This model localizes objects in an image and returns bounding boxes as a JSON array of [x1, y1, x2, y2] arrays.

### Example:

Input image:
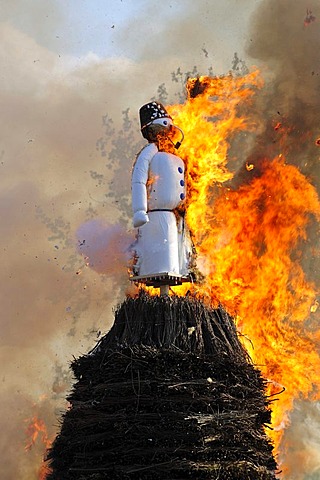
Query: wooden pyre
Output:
[[46, 292, 277, 479]]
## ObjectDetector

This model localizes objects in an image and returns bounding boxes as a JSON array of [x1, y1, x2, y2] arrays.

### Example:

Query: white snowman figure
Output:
[[131, 101, 195, 281]]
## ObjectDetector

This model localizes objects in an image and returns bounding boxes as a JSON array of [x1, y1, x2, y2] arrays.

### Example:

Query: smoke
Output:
[[0, 15, 138, 479], [280, 401, 320, 480], [1, 0, 319, 478], [244, 0, 320, 183], [76, 220, 133, 277], [116, 0, 257, 69]]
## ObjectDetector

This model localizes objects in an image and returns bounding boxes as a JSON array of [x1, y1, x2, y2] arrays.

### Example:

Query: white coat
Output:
[[131, 143, 192, 276]]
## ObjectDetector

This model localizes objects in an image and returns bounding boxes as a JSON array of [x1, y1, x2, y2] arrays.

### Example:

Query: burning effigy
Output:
[[45, 74, 282, 479], [45, 49, 320, 478], [130, 101, 197, 294]]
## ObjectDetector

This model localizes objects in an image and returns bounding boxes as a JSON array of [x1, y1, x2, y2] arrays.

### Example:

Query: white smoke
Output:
[[76, 219, 133, 277]]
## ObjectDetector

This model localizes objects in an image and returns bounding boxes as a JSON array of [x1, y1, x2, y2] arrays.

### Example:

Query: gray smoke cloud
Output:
[[0, 0, 319, 479], [0, 25, 117, 480], [245, 0, 320, 183]]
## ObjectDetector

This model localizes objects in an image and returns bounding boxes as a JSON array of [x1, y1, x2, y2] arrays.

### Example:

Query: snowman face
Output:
[[148, 117, 174, 141], [151, 117, 173, 130]]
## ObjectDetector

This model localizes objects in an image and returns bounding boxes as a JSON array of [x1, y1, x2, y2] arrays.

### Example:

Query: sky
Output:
[[0, 1, 319, 479]]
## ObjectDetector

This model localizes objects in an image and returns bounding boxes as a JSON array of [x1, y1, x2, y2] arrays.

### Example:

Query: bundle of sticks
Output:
[[46, 292, 278, 479]]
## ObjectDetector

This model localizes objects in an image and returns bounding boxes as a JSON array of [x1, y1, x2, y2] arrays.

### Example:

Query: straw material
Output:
[[46, 292, 277, 479]]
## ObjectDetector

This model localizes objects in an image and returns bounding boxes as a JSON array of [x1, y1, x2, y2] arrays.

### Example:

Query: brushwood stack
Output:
[[46, 292, 278, 479]]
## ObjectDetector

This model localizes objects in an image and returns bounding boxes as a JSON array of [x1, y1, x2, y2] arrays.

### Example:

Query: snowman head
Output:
[[139, 101, 184, 148]]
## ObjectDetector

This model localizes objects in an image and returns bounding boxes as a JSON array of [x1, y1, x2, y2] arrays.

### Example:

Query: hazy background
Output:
[[0, 1, 319, 478]]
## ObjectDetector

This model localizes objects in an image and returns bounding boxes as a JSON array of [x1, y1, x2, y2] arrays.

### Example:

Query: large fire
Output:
[[35, 70, 319, 479], [166, 70, 320, 472]]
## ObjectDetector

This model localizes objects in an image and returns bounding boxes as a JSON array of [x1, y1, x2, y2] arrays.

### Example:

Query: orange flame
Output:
[[165, 69, 320, 469], [25, 415, 52, 479]]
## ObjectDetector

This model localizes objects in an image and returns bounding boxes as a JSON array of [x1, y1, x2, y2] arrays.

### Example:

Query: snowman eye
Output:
[[151, 117, 173, 127]]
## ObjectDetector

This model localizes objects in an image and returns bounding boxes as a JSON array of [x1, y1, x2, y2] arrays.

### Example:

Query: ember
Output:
[[246, 161, 254, 171]]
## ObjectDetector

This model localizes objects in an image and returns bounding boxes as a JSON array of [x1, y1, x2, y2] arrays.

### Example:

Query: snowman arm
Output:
[[132, 143, 158, 227]]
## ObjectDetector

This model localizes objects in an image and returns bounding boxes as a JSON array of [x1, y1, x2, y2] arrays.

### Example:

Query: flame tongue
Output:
[[167, 70, 320, 456], [25, 415, 52, 479], [168, 70, 264, 243], [25, 416, 51, 452], [202, 157, 320, 445]]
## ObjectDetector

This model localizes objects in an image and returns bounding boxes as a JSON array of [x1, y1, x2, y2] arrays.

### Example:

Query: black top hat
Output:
[[139, 101, 172, 130]]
